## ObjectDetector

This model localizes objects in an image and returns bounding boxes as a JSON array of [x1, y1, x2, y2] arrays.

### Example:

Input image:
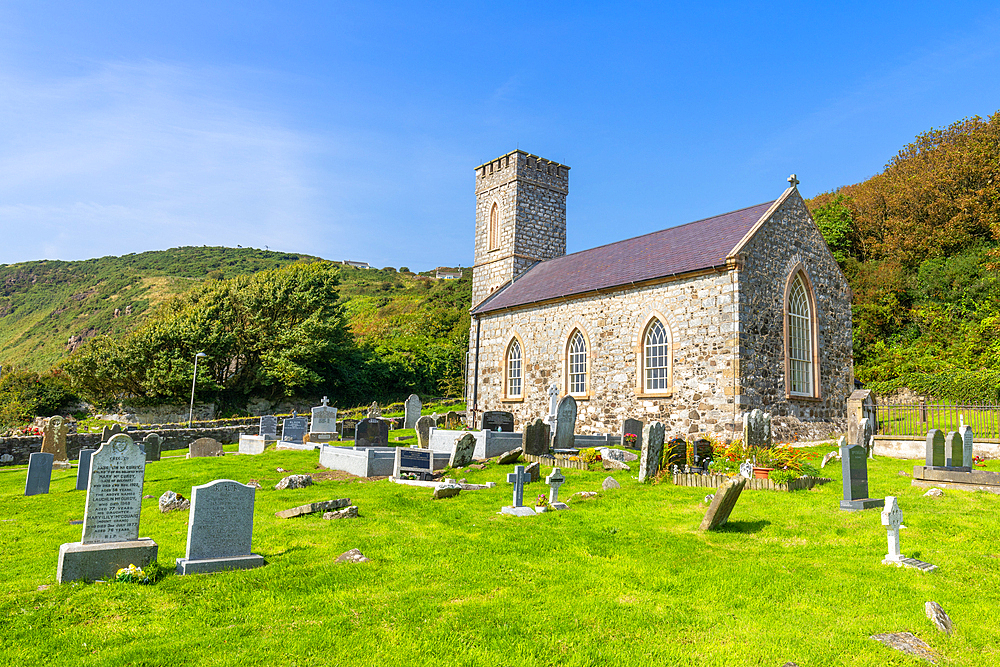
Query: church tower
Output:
[[472, 151, 569, 306]]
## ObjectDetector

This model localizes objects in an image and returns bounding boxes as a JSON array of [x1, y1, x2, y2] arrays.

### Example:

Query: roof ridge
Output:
[[544, 200, 777, 262]]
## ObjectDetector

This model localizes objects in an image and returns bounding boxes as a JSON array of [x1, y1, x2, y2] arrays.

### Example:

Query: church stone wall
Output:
[[469, 270, 742, 438], [736, 192, 853, 421]]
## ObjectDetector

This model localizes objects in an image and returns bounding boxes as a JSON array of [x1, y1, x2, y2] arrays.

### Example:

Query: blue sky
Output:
[[1, 2, 999, 271]]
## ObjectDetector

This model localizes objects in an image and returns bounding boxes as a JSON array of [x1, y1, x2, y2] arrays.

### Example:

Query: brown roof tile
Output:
[[472, 200, 775, 314]]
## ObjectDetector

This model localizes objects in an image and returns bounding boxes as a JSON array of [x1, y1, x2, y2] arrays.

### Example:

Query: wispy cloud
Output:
[[0, 60, 328, 263]]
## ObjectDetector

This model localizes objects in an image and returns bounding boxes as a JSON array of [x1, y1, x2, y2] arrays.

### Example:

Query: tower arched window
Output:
[[567, 330, 588, 395], [786, 273, 815, 396], [643, 318, 670, 391], [488, 202, 499, 251], [506, 339, 522, 398]]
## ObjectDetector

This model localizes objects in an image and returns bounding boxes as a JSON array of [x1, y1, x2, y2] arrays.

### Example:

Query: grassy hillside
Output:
[[0, 247, 315, 371]]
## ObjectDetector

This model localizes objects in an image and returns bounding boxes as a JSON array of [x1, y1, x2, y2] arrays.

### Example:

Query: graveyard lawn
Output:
[[1, 447, 999, 667]]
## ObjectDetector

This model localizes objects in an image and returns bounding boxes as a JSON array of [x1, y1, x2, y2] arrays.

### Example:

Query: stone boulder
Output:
[[274, 474, 314, 490], [158, 490, 190, 513]]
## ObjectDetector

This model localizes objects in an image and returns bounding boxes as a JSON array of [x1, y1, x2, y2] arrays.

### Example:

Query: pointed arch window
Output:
[[643, 319, 670, 391], [506, 339, 522, 398], [488, 202, 499, 251], [568, 330, 587, 395], [787, 274, 814, 396]]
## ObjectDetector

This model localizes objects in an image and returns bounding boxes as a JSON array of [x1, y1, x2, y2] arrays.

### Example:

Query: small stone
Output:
[[459, 478, 467, 484], [143, 495, 155, 499], [821, 451, 839, 468], [602, 459, 630, 471], [37, 585, 50, 591], [274, 474, 313, 490], [871, 632, 937, 662], [602, 477, 621, 490], [923, 488, 944, 497], [276, 467, 288, 472], [898, 470, 910, 477], [525, 461, 541, 482], [780, 663, 800, 667], [246, 479, 262, 489], [276, 498, 351, 519], [433, 481, 462, 499], [572, 491, 598, 500], [158, 490, 190, 513], [335, 548, 369, 563], [704, 494, 715, 504], [323, 506, 359, 520], [925, 601, 952, 634], [468, 463, 486, 470], [497, 447, 523, 465]]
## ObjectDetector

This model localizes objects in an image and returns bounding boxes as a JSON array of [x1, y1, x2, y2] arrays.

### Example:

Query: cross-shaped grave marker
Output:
[[545, 468, 566, 505], [507, 465, 531, 507], [320, 396, 329, 407], [881, 496, 903, 563]]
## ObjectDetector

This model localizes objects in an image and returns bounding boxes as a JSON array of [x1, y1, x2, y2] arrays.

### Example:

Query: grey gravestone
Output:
[[143, 433, 163, 462], [355, 418, 389, 448], [552, 395, 578, 450], [857, 416, 875, 458], [544, 383, 559, 433], [522, 418, 550, 456], [57, 434, 158, 582], [925, 429, 945, 467], [945, 432, 963, 468], [699, 476, 747, 530], [622, 418, 644, 450], [638, 421, 665, 482], [189, 437, 224, 458], [482, 411, 514, 432], [175, 479, 264, 575], [76, 449, 96, 491], [502, 465, 534, 516], [415, 415, 435, 448], [959, 425, 974, 467], [259, 415, 278, 439], [100, 424, 123, 442], [840, 441, 884, 511], [445, 410, 461, 428], [449, 433, 476, 468], [281, 414, 308, 444], [743, 409, 771, 448], [525, 461, 540, 483], [310, 397, 338, 437], [340, 419, 359, 440], [394, 448, 433, 479], [25, 452, 54, 496], [403, 394, 422, 429]]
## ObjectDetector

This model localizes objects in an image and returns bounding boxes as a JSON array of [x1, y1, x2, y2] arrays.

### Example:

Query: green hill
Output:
[[0, 247, 316, 371], [806, 110, 1000, 402]]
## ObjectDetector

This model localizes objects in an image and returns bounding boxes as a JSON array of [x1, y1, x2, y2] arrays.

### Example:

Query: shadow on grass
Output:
[[715, 519, 771, 534]]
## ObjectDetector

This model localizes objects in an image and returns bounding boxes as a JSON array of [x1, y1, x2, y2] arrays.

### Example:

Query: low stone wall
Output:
[[873, 435, 1000, 460], [0, 425, 257, 466]]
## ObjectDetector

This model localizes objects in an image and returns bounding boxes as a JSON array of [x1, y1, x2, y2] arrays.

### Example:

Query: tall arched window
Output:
[[488, 202, 499, 251], [506, 339, 522, 398], [787, 274, 813, 395], [643, 319, 670, 391], [568, 330, 587, 395]]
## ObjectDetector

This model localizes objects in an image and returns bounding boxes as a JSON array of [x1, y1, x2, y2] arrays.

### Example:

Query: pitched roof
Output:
[[472, 199, 777, 314]]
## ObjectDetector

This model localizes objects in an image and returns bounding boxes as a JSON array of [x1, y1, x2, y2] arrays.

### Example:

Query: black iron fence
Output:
[[875, 401, 1000, 439]]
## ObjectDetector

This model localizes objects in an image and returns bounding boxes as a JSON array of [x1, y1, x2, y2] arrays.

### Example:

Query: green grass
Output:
[[1, 446, 999, 666]]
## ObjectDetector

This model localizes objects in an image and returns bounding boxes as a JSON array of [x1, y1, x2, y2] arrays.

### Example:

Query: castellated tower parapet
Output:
[[472, 150, 569, 307]]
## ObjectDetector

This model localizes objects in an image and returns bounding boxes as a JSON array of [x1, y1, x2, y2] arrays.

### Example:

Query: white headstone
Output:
[[545, 468, 566, 504], [310, 397, 338, 434], [881, 496, 903, 562], [82, 434, 146, 544], [403, 394, 422, 429]]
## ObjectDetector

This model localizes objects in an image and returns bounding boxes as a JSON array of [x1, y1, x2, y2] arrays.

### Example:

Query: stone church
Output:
[[466, 150, 853, 438]]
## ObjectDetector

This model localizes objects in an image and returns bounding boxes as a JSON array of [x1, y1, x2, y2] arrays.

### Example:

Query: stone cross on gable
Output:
[[788, 174, 799, 188], [321, 396, 329, 407], [507, 465, 531, 508], [545, 468, 566, 504], [881, 496, 903, 562]]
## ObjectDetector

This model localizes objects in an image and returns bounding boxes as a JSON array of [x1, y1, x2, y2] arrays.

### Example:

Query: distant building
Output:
[[435, 268, 463, 280], [342, 260, 372, 269], [467, 150, 853, 437]]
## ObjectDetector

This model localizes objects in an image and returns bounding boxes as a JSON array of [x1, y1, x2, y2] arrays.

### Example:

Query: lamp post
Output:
[[188, 352, 208, 428]]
